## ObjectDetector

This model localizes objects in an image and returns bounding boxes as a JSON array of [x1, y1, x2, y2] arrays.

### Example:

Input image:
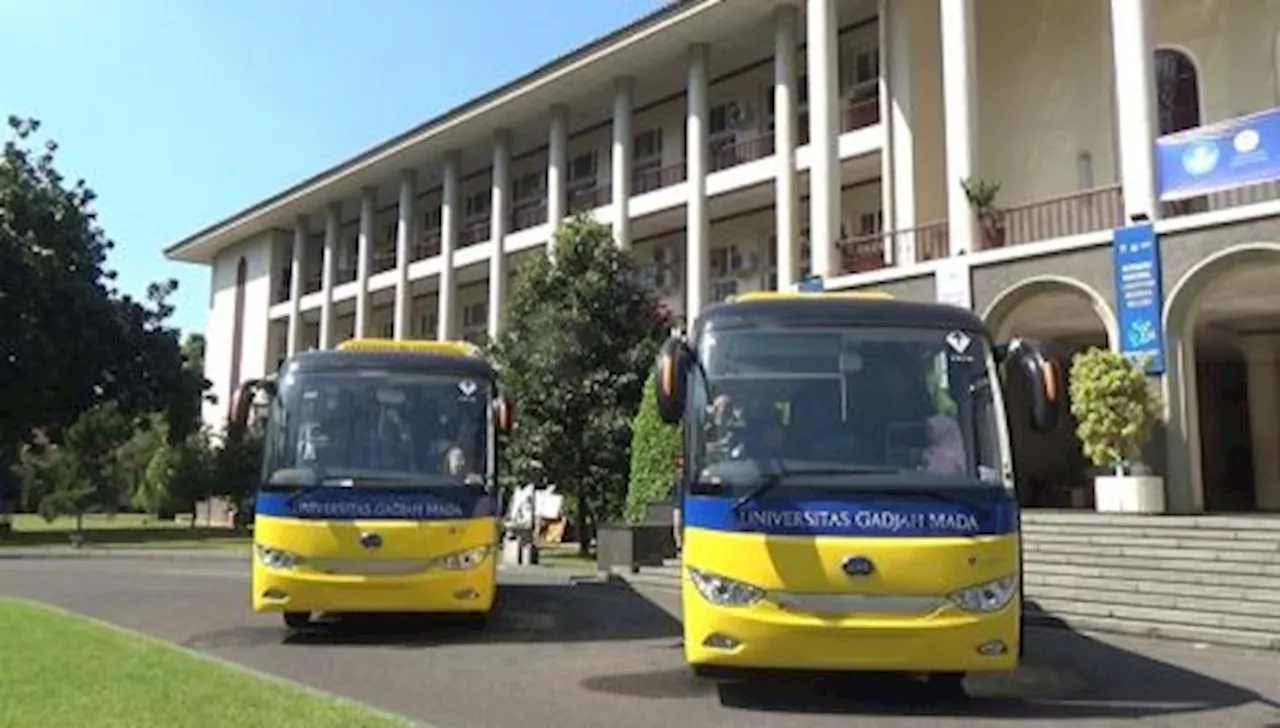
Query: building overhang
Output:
[[164, 0, 775, 266]]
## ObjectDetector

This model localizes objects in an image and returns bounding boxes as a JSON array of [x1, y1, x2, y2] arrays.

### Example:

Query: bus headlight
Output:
[[949, 575, 1018, 613], [255, 544, 302, 571], [687, 567, 764, 607], [427, 546, 490, 571]]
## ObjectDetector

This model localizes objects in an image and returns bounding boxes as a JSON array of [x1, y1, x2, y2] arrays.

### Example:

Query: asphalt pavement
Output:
[[2, 552, 1279, 728]]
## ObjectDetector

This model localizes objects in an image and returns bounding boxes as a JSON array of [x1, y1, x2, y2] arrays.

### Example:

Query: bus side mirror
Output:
[[493, 396, 514, 434], [229, 378, 271, 439], [1002, 338, 1061, 432], [654, 336, 690, 425]]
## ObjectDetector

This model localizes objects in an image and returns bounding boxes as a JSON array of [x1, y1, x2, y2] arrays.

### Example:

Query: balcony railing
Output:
[[569, 183, 611, 213], [372, 248, 396, 274], [633, 162, 686, 194], [996, 185, 1124, 250], [710, 136, 775, 173], [458, 219, 490, 248], [841, 98, 880, 133], [415, 232, 442, 261], [834, 220, 951, 276], [1162, 179, 1280, 219], [510, 199, 548, 231]]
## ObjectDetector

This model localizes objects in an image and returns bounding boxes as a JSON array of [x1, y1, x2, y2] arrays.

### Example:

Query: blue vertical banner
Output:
[[1155, 107, 1280, 201], [1112, 223, 1165, 375]]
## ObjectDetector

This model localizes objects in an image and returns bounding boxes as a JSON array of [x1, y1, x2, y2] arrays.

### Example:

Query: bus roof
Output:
[[694, 293, 990, 335], [287, 339, 496, 379]]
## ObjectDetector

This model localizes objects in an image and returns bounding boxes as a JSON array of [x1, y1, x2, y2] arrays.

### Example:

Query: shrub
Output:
[[624, 369, 682, 523], [1068, 347, 1160, 475]]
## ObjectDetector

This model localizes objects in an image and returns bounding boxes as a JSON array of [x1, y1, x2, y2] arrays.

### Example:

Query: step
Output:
[[1020, 511, 1280, 532], [1025, 583, 1280, 625], [1025, 531, 1280, 551], [1024, 562, 1280, 594], [1028, 594, 1280, 635], [1023, 608, 1280, 651], [1022, 540, 1280, 565], [1023, 523, 1280, 543], [1023, 550, 1280, 577]]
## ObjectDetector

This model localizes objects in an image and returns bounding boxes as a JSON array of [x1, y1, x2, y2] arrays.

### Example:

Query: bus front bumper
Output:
[[683, 590, 1020, 674], [251, 561, 496, 615]]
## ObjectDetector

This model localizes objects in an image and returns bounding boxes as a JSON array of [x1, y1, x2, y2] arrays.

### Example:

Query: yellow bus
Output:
[[231, 339, 513, 632], [652, 291, 1060, 693]]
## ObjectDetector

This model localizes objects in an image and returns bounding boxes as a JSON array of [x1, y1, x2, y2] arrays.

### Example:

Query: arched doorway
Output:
[[984, 277, 1117, 508], [1164, 244, 1280, 514]]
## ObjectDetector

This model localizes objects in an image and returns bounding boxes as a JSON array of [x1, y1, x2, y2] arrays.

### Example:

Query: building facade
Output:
[[166, 0, 1280, 516]]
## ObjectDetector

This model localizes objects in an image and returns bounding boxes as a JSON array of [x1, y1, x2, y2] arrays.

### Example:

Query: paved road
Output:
[[2, 552, 1279, 728]]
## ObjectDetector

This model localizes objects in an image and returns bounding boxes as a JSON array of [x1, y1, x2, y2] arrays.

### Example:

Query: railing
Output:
[[510, 199, 548, 230], [710, 136, 775, 173], [371, 248, 396, 274], [415, 232, 441, 261], [569, 184, 611, 213], [1162, 179, 1280, 219], [458, 220, 490, 248], [997, 185, 1124, 249], [841, 98, 880, 133], [834, 220, 950, 276], [633, 162, 686, 194]]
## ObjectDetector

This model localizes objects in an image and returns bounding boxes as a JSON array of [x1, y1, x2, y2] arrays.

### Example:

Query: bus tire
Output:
[[926, 672, 967, 699], [459, 612, 489, 631], [282, 612, 311, 630]]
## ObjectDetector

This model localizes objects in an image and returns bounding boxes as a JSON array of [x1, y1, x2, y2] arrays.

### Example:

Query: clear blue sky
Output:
[[2, 0, 663, 335]]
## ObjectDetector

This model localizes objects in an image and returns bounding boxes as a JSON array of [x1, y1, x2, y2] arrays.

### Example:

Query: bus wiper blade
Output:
[[730, 465, 906, 512], [819, 486, 982, 509]]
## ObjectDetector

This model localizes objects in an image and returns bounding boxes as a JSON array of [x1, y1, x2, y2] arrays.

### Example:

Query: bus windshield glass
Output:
[[263, 369, 491, 488], [689, 325, 1004, 492]]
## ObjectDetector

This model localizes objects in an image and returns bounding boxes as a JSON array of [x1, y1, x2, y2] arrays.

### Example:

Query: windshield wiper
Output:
[[814, 485, 987, 509], [730, 464, 902, 511], [275, 467, 354, 507]]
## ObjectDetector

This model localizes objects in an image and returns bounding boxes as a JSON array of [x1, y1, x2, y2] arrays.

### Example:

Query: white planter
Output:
[[1094, 475, 1166, 514]]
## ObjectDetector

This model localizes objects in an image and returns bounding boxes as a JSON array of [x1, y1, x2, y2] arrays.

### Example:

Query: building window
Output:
[[513, 172, 543, 202], [1155, 48, 1201, 135], [464, 191, 490, 221], [568, 151, 598, 188], [634, 129, 663, 168]]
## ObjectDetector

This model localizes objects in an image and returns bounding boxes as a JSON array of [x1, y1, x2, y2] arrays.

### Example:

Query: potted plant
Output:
[[960, 177, 1006, 249], [1068, 347, 1164, 513]]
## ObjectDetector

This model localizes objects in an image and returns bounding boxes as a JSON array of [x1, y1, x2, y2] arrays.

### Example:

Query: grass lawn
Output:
[[1, 513, 250, 550], [0, 598, 411, 727]]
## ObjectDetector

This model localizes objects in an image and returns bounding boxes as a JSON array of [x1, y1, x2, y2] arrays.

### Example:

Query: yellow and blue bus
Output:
[[652, 292, 1060, 692], [231, 339, 513, 632]]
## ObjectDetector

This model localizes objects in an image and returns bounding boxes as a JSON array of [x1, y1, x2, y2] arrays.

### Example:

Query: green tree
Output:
[[1068, 348, 1160, 475], [0, 117, 204, 525], [624, 370, 682, 523], [13, 401, 134, 531], [488, 216, 670, 553]]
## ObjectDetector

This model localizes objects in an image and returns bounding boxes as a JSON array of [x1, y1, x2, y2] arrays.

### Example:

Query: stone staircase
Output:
[[611, 511, 1280, 651]]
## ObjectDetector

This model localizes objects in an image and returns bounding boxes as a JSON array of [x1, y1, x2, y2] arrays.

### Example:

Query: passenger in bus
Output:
[[922, 413, 967, 476]]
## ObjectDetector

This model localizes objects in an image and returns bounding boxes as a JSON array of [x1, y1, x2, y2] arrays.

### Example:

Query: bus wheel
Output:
[[282, 612, 311, 630], [459, 613, 489, 631]]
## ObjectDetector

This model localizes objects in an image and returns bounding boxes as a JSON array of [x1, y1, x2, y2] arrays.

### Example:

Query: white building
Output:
[[166, 0, 1280, 516]]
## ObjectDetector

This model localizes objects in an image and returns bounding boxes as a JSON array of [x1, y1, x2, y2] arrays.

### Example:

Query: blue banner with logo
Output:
[[256, 488, 494, 520], [1112, 223, 1165, 375], [681, 493, 1017, 537], [1156, 107, 1280, 201]]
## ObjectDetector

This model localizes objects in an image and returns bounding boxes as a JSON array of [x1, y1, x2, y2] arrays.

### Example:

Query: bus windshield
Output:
[[263, 369, 492, 488], [688, 325, 1005, 492]]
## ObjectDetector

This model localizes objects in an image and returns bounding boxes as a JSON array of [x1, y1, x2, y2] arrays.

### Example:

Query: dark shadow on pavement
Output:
[[581, 625, 1275, 719], [181, 579, 682, 651]]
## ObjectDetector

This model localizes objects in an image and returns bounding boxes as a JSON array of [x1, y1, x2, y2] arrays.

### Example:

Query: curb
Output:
[[0, 548, 249, 561]]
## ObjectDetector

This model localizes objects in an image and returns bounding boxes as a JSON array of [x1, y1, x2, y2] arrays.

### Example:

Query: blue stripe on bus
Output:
[[255, 489, 495, 521], [681, 493, 1017, 537]]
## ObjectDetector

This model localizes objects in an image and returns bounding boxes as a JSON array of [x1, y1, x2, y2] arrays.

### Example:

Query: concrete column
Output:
[[318, 202, 339, 349], [547, 104, 569, 235], [438, 152, 460, 341], [611, 77, 634, 251], [882, 0, 916, 264], [686, 43, 711, 320], [1161, 321, 1204, 513], [488, 130, 511, 340], [1242, 335, 1280, 510], [1110, 0, 1160, 222], [805, 0, 841, 278], [774, 4, 800, 290], [354, 187, 375, 338], [393, 170, 416, 340], [286, 216, 307, 357], [940, 0, 978, 256]]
